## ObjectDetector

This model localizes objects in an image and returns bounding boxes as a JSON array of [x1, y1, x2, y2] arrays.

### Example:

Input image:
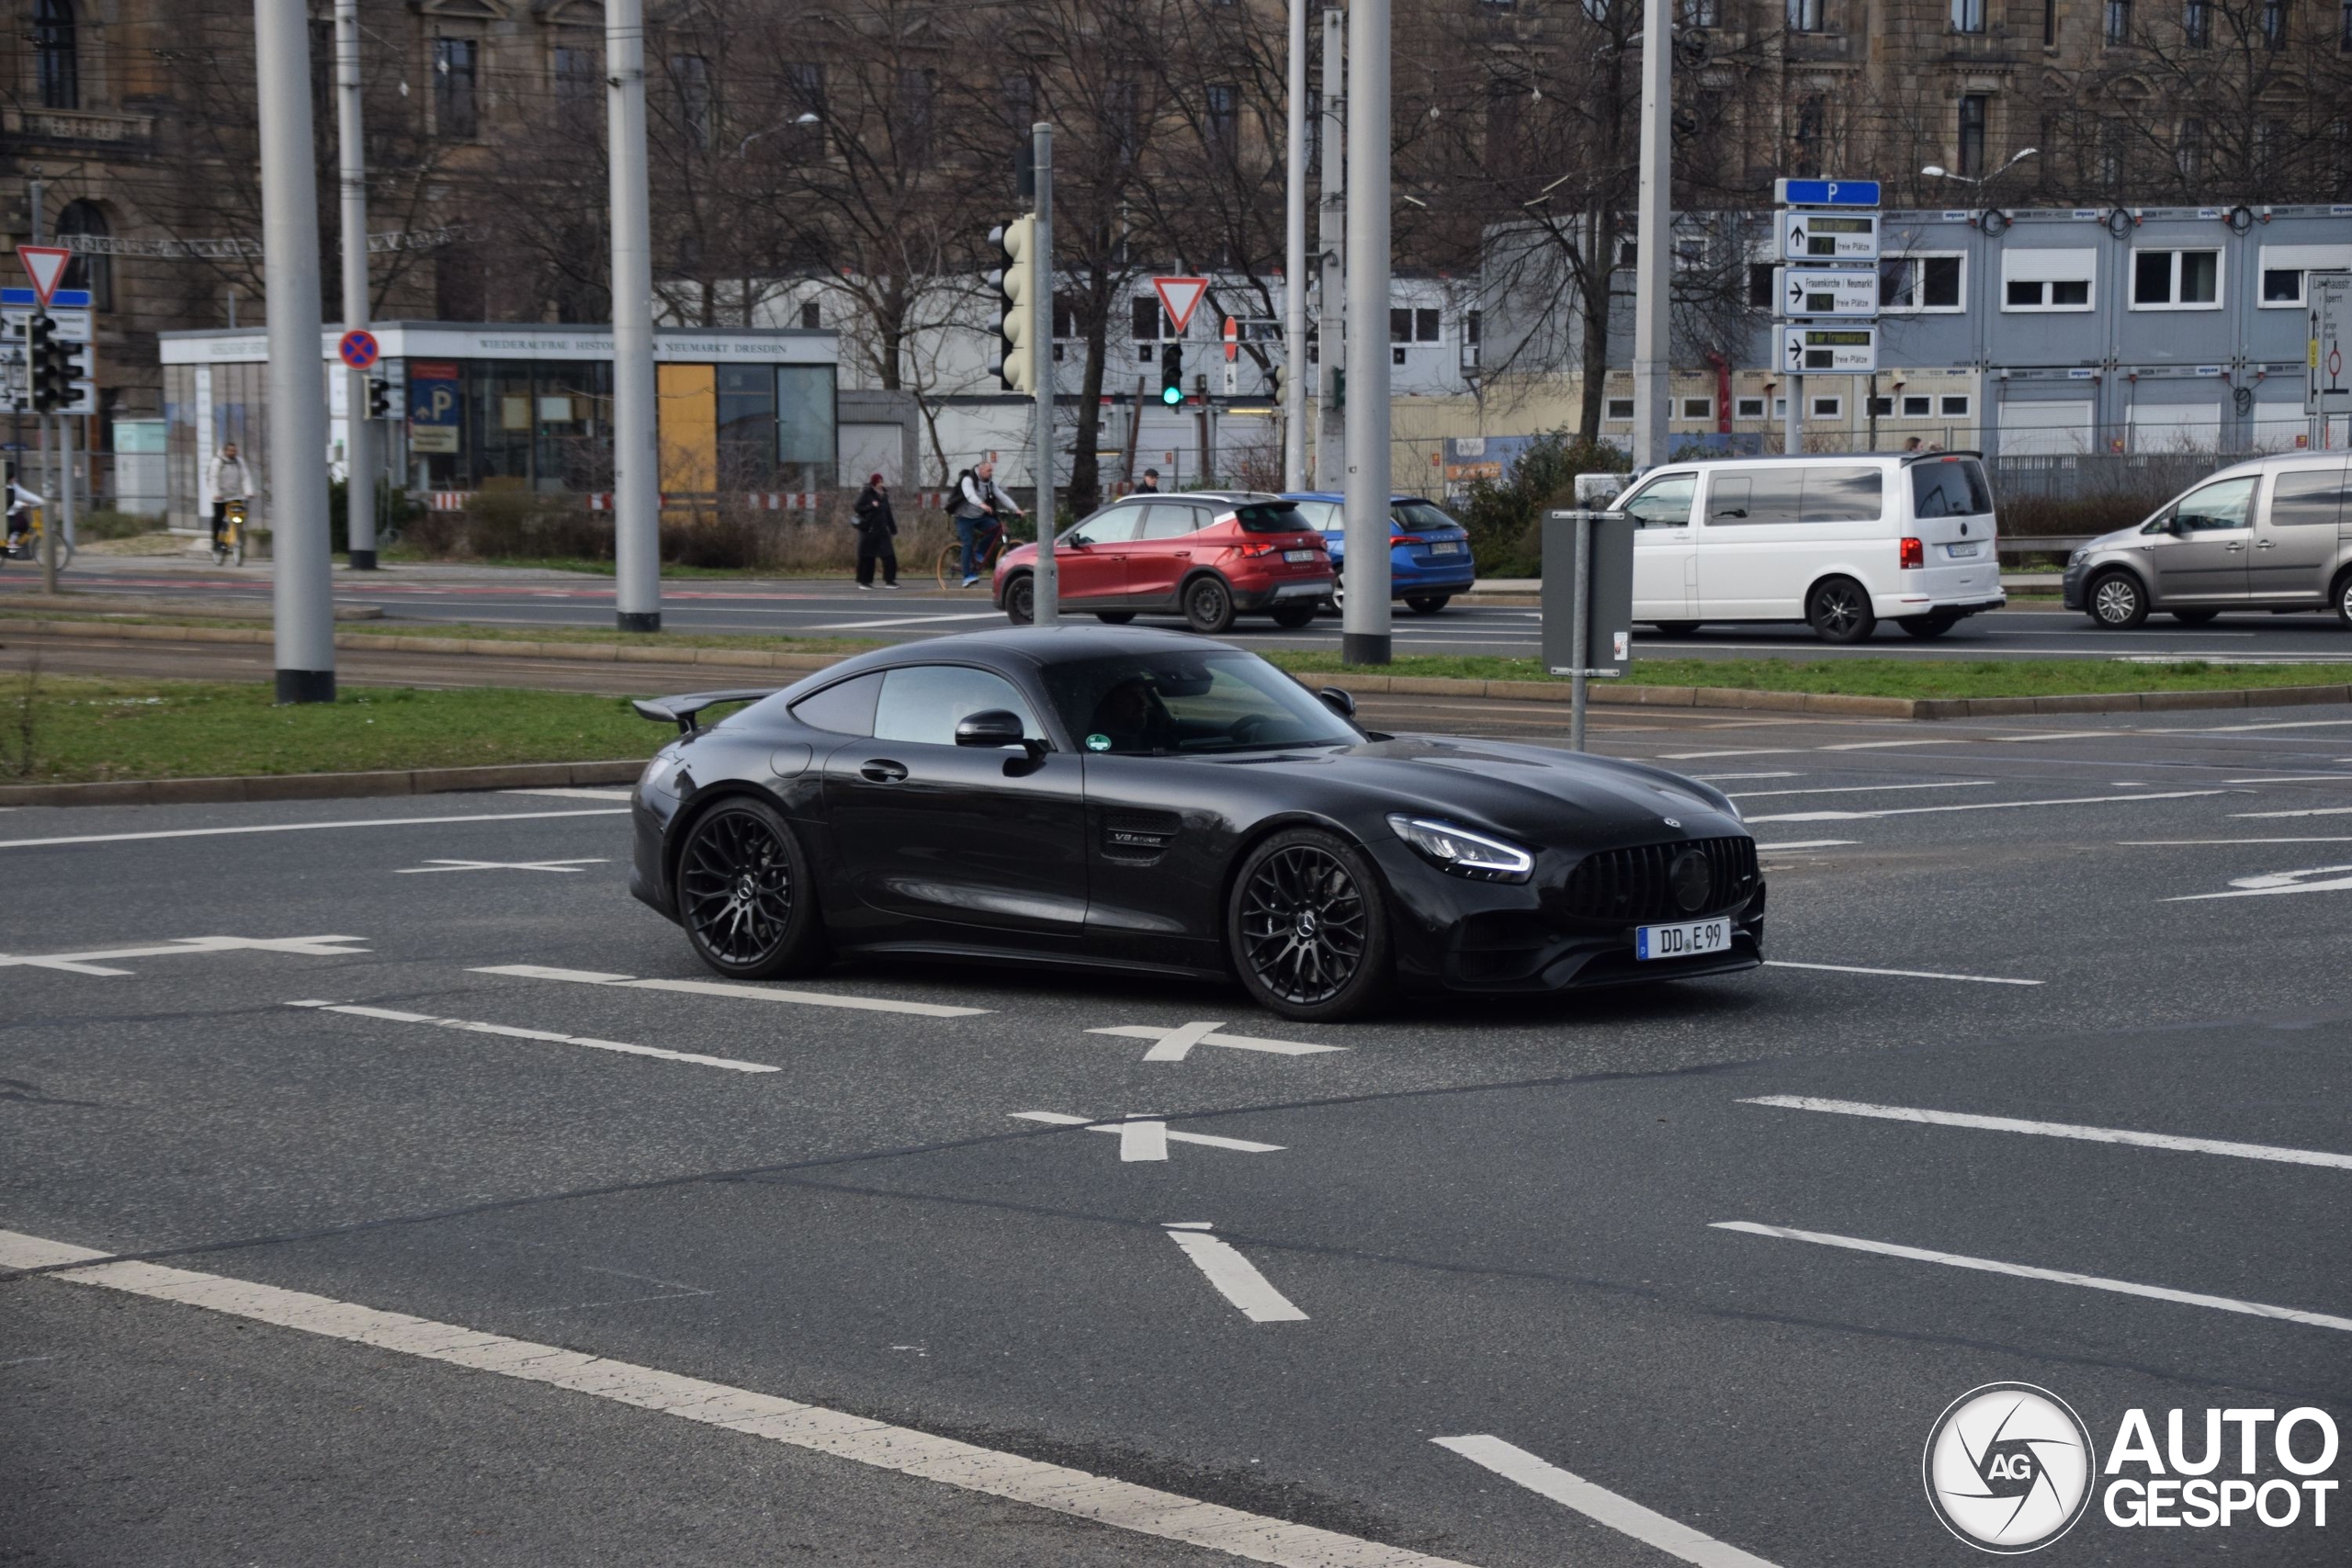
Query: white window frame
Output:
[[1901, 394, 1933, 417], [2129, 247, 2225, 312], [1809, 394, 1844, 419], [1735, 395, 1767, 419], [1880, 252, 1969, 313], [2255, 245, 2352, 309], [1939, 393, 1973, 419], [2001, 247, 2098, 313]]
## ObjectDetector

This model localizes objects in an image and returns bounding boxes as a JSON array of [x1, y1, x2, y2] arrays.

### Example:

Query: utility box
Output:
[[1541, 509, 1634, 678]]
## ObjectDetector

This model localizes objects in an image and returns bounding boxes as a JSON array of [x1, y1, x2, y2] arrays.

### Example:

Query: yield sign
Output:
[[17, 245, 70, 307], [1153, 276, 1209, 335]]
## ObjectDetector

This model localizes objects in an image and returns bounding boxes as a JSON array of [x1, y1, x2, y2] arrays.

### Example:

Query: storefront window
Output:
[[717, 365, 777, 490], [775, 364, 836, 488]]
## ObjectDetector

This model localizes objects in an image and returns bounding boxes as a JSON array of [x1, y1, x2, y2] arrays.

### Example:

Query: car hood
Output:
[[1208, 734, 1744, 849]]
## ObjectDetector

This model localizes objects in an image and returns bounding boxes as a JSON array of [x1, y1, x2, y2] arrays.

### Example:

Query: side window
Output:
[[1621, 473, 1696, 527], [1711, 468, 1801, 525], [2174, 477, 2256, 533], [1068, 505, 1143, 547], [873, 665, 1044, 746], [2268, 468, 2351, 528], [1706, 476, 1752, 522], [1137, 502, 1204, 540], [789, 671, 884, 737], [1287, 499, 1340, 530], [1801, 467, 1883, 523]]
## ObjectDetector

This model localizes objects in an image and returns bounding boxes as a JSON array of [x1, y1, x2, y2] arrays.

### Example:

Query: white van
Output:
[[1611, 451, 2007, 641]]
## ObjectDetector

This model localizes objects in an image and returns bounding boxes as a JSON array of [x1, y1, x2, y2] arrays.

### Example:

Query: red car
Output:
[[993, 491, 1335, 634]]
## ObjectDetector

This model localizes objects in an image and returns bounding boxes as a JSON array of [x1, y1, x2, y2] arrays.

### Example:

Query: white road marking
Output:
[[1763, 960, 2042, 986], [1163, 1225, 1308, 1323], [2121, 837, 2352, 845], [1750, 840, 1858, 852], [286, 1000, 780, 1074], [1120, 1116, 1170, 1161], [2233, 806, 2352, 818], [1711, 1221, 2352, 1334], [809, 611, 1003, 631], [1090, 1023, 1346, 1061], [1688, 772, 1801, 781], [2153, 717, 2352, 733], [1820, 739, 1964, 751], [0, 1229, 1463, 1568], [1726, 781, 1994, 800], [0, 934, 369, 976], [397, 857, 609, 874], [501, 786, 636, 801], [1432, 1436, 1781, 1568], [0, 807, 628, 851], [1739, 1095, 2352, 1170], [1747, 788, 2227, 823], [1009, 1111, 1284, 1155], [470, 964, 988, 1019], [1656, 748, 1804, 761], [2223, 776, 2352, 784], [2168, 863, 2352, 900]]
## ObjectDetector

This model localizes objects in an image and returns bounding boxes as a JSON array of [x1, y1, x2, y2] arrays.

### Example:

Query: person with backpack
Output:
[[952, 456, 1024, 587], [851, 472, 899, 589]]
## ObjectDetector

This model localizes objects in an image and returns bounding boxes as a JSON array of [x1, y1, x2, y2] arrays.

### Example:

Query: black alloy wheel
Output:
[[1227, 829, 1393, 1021], [2170, 609, 2219, 626], [2087, 570, 2148, 629], [1003, 572, 1035, 626], [1270, 603, 1317, 628], [1806, 577, 1876, 644], [1183, 573, 1238, 634], [1898, 612, 1962, 639], [677, 797, 822, 979], [1405, 594, 1451, 615], [1094, 610, 1136, 625]]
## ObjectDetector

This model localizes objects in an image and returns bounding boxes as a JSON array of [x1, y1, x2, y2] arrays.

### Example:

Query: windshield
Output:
[[1232, 502, 1312, 534], [1042, 652, 1361, 756], [1392, 501, 1463, 534]]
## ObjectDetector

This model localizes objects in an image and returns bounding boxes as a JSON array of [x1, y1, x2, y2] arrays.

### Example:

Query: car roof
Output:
[[1640, 451, 1983, 471], [1102, 490, 1270, 504]]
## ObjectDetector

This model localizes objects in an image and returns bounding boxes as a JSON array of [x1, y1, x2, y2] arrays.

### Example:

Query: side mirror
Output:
[[1317, 685, 1356, 718], [955, 709, 1029, 750]]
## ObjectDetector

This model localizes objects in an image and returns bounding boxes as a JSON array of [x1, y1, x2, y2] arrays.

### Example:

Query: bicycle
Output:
[[1, 506, 72, 570], [934, 519, 1007, 592], [210, 497, 247, 567]]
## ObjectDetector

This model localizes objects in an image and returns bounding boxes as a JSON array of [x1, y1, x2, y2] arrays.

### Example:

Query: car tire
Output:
[[1093, 611, 1136, 625], [1002, 572, 1035, 626], [1182, 574, 1237, 635], [1898, 612, 1962, 639], [1653, 622, 1702, 636], [2086, 570, 2148, 629], [1269, 603, 1317, 628], [1806, 577, 1876, 643], [2336, 570, 2352, 628], [1329, 570, 1344, 612], [1404, 594, 1451, 615], [1226, 827, 1395, 1022], [2170, 609, 2219, 626], [676, 795, 826, 980]]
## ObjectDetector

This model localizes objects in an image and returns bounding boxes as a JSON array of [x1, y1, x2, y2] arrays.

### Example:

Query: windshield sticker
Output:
[[1086, 733, 1113, 752]]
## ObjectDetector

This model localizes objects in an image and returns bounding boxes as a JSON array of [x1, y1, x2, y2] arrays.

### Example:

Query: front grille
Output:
[[1559, 837, 1758, 924]]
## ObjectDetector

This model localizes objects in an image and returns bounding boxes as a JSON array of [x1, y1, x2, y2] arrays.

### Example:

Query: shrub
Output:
[[1457, 432, 1632, 578]]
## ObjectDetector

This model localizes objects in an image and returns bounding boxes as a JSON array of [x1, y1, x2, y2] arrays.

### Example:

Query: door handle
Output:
[[2222, 543, 2245, 553], [859, 760, 909, 784], [2254, 539, 2277, 549]]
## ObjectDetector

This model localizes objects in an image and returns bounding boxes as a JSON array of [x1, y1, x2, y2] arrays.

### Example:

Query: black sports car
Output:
[[628, 627, 1762, 1021]]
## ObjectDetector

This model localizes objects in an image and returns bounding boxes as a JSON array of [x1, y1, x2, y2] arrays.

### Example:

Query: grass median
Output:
[[0, 605, 876, 656], [0, 673, 664, 785]]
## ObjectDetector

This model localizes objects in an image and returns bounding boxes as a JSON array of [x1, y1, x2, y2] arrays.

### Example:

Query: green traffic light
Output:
[[1159, 383, 1183, 407]]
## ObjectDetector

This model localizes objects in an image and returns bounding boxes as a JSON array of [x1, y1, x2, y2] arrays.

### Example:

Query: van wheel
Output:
[[1898, 612, 1962, 639], [1404, 594, 1451, 615], [2170, 609, 2219, 626], [1182, 574, 1237, 635], [2086, 571, 2147, 629], [1807, 578, 1876, 643], [1002, 572, 1035, 626]]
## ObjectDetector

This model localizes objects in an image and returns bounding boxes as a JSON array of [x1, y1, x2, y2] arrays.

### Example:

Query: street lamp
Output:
[[1921, 147, 2039, 187], [736, 112, 820, 160]]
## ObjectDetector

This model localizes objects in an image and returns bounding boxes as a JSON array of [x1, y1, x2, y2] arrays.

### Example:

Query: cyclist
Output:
[[207, 442, 254, 555], [952, 455, 1024, 587], [4, 466, 42, 558]]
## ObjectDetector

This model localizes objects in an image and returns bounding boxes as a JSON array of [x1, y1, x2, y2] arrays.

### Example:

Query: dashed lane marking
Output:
[[1432, 1436, 1781, 1568], [1687, 772, 1801, 781], [1009, 1111, 1283, 1158], [398, 858, 610, 874], [0, 807, 628, 851], [1738, 1095, 2352, 1170], [1746, 788, 2229, 823], [1763, 960, 2041, 987], [0, 934, 370, 976], [2233, 806, 2352, 818], [1711, 1221, 2352, 1334], [470, 964, 990, 1019], [287, 1000, 781, 1074], [0, 1228, 1465, 1568], [2222, 775, 2352, 784], [1163, 1224, 1309, 1323], [2167, 864, 2352, 900], [809, 611, 1003, 631], [1089, 1023, 1347, 1061], [1725, 781, 1994, 799], [500, 787, 636, 801], [2121, 837, 2352, 845], [1750, 840, 1858, 852]]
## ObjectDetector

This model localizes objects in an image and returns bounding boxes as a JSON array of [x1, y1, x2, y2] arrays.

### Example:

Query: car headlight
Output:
[[2068, 547, 2087, 567], [1386, 815, 1535, 883]]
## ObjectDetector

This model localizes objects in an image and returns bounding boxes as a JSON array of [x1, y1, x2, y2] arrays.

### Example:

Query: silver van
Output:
[[2062, 454, 2352, 628]]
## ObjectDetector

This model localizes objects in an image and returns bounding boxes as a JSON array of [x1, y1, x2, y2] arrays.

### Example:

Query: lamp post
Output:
[[1922, 150, 2037, 453]]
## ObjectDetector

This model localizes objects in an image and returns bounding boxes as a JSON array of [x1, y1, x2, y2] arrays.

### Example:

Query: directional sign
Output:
[[1153, 276, 1209, 335], [16, 245, 70, 307], [337, 328, 380, 370], [1781, 212, 1880, 264], [1774, 179, 1882, 209], [1781, 324, 1878, 373], [1775, 266, 1878, 318], [2311, 273, 2350, 415]]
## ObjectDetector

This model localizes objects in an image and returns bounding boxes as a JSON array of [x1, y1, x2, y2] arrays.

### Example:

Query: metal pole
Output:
[[608, 0, 662, 632], [57, 412, 74, 554], [1282, 0, 1307, 490], [1315, 10, 1344, 490], [1030, 120, 1057, 627], [1340, 0, 1390, 665], [39, 416, 56, 593], [1629, 0, 1672, 470], [255, 0, 335, 702], [334, 0, 375, 570], [1569, 512, 1589, 753], [1784, 374, 1802, 455]]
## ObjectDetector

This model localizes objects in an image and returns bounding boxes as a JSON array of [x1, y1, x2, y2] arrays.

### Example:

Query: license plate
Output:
[[1428, 540, 1464, 555], [1283, 548, 1319, 562], [1635, 917, 1731, 961], [1945, 542, 1981, 558]]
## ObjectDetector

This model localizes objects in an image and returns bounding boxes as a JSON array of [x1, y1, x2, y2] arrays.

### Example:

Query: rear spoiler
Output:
[[629, 688, 778, 735]]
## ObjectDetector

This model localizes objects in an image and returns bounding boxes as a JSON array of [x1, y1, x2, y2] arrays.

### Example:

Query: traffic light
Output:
[[26, 313, 56, 412], [989, 216, 1036, 394], [1159, 343, 1184, 406], [54, 338, 85, 408], [1331, 367, 1346, 412], [368, 378, 391, 418]]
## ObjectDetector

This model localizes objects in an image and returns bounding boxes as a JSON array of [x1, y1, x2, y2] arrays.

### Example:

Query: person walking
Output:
[[852, 472, 899, 589], [207, 442, 254, 552], [953, 457, 1025, 587], [1135, 468, 1160, 494]]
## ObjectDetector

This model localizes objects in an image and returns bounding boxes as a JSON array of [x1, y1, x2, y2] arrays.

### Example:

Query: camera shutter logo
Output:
[[1923, 1383, 2096, 1553]]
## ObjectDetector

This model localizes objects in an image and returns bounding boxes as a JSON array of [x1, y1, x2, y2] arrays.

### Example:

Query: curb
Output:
[[2, 616, 845, 671], [0, 594, 382, 621], [0, 759, 647, 810]]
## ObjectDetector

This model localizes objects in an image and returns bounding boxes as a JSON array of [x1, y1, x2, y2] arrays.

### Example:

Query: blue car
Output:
[[1280, 492, 1476, 614]]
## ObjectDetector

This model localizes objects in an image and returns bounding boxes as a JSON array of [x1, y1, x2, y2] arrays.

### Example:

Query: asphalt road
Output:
[[6, 704, 2349, 1564], [13, 556, 2352, 664]]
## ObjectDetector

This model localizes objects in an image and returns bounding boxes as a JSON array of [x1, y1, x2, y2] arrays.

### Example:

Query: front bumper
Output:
[[2062, 559, 2090, 610], [1234, 575, 1336, 610]]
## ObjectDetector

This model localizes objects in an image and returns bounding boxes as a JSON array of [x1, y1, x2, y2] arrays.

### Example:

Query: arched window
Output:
[[57, 201, 108, 311], [35, 0, 78, 111]]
